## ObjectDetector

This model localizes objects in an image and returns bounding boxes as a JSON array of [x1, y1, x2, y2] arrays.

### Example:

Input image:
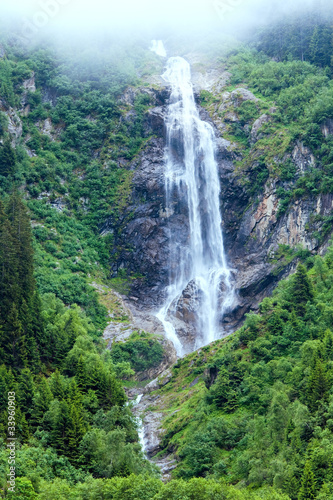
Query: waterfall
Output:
[[156, 55, 236, 356], [132, 394, 147, 454], [150, 40, 167, 57]]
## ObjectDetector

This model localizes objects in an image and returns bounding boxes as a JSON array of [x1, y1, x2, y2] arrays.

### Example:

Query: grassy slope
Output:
[[145, 251, 333, 499]]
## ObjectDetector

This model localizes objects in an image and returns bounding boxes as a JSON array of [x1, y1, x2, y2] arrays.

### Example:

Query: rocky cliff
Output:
[[106, 63, 333, 345]]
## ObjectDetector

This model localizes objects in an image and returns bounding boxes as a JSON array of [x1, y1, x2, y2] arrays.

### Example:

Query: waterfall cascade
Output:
[[150, 40, 167, 57], [155, 48, 236, 356], [132, 394, 146, 454]]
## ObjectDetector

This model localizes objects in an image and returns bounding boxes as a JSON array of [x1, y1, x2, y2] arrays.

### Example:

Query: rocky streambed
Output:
[[127, 369, 178, 481]]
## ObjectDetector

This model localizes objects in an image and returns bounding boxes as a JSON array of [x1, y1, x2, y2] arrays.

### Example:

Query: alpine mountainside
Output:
[[0, 5, 333, 499]]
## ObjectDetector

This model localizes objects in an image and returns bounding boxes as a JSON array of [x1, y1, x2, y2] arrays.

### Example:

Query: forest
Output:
[[1, 5, 333, 499]]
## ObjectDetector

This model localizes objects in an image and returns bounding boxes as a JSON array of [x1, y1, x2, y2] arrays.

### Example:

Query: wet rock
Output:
[[251, 113, 272, 142], [23, 72, 36, 92], [0, 101, 23, 144], [219, 87, 259, 115], [98, 282, 178, 380], [292, 141, 316, 174], [136, 338, 177, 382], [50, 198, 66, 212], [144, 368, 173, 394], [192, 68, 231, 93], [106, 81, 333, 351]]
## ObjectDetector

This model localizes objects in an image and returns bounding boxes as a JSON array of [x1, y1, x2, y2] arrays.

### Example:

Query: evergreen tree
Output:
[[306, 359, 328, 411], [0, 138, 16, 177], [6, 192, 35, 306], [291, 264, 314, 316], [2, 303, 26, 368], [67, 379, 87, 462], [75, 354, 88, 389], [31, 378, 53, 427], [18, 368, 35, 419], [50, 369, 65, 400], [267, 309, 284, 335], [298, 461, 317, 499], [31, 292, 45, 352], [50, 400, 69, 453], [15, 406, 31, 442], [0, 219, 20, 323], [309, 25, 332, 67], [324, 329, 333, 359]]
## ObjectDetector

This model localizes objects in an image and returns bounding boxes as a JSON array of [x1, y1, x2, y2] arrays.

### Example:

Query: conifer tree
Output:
[[75, 355, 87, 389], [6, 192, 35, 306], [2, 303, 26, 368], [0, 219, 20, 323], [0, 138, 16, 177], [0, 364, 8, 412], [298, 461, 317, 499], [15, 406, 31, 442], [18, 368, 35, 419], [291, 264, 314, 316], [50, 369, 65, 400], [323, 329, 333, 359], [67, 380, 87, 462], [31, 378, 53, 426], [267, 309, 284, 335], [306, 359, 328, 411], [31, 292, 45, 351], [51, 400, 69, 453]]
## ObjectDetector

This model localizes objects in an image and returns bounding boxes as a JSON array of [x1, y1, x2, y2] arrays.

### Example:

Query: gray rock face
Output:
[[251, 113, 272, 142], [0, 100, 23, 144], [107, 83, 333, 345], [218, 88, 259, 117]]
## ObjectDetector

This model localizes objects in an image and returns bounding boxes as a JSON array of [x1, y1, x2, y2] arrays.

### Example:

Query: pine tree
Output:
[[306, 359, 328, 411], [67, 380, 86, 462], [2, 303, 26, 368], [0, 364, 8, 412], [50, 369, 65, 400], [309, 25, 333, 67], [18, 368, 35, 419], [267, 309, 284, 335], [323, 329, 333, 360], [31, 292, 45, 354], [0, 219, 20, 324], [291, 264, 314, 316], [75, 355, 88, 389], [298, 461, 317, 499], [6, 192, 35, 307], [50, 400, 69, 453], [31, 378, 53, 427], [15, 406, 31, 442], [0, 138, 16, 177]]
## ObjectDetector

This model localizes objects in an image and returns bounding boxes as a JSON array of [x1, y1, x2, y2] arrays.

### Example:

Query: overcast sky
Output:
[[0, 0, 328, 38]]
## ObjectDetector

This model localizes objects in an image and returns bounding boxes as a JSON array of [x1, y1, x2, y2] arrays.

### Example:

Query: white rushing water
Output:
[[150, 40, 167, 58], [156, 53, 236, 356], [133, 394, 146, 454]]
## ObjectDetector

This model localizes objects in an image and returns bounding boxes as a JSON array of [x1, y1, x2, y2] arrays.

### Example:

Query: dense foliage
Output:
[[2, 8, 333, 500], [198, 10, 333, 241], [150, 252, 333, 499]]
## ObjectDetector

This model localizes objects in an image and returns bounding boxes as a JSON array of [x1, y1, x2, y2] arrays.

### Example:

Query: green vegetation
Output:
[[0, 194, 155, 496], [145, 252, 333, 499], [1, 8, 333, 500], [198, 12, 333, 232], [110, 331, 164, 373]]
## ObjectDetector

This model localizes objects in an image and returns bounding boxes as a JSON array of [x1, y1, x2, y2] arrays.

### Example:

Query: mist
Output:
[[2, 0, 332, 44]]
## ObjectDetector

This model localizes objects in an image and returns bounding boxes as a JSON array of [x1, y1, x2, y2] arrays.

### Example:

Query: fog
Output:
[[2, 0, 331, 35], [0, 0, 332, 55]]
